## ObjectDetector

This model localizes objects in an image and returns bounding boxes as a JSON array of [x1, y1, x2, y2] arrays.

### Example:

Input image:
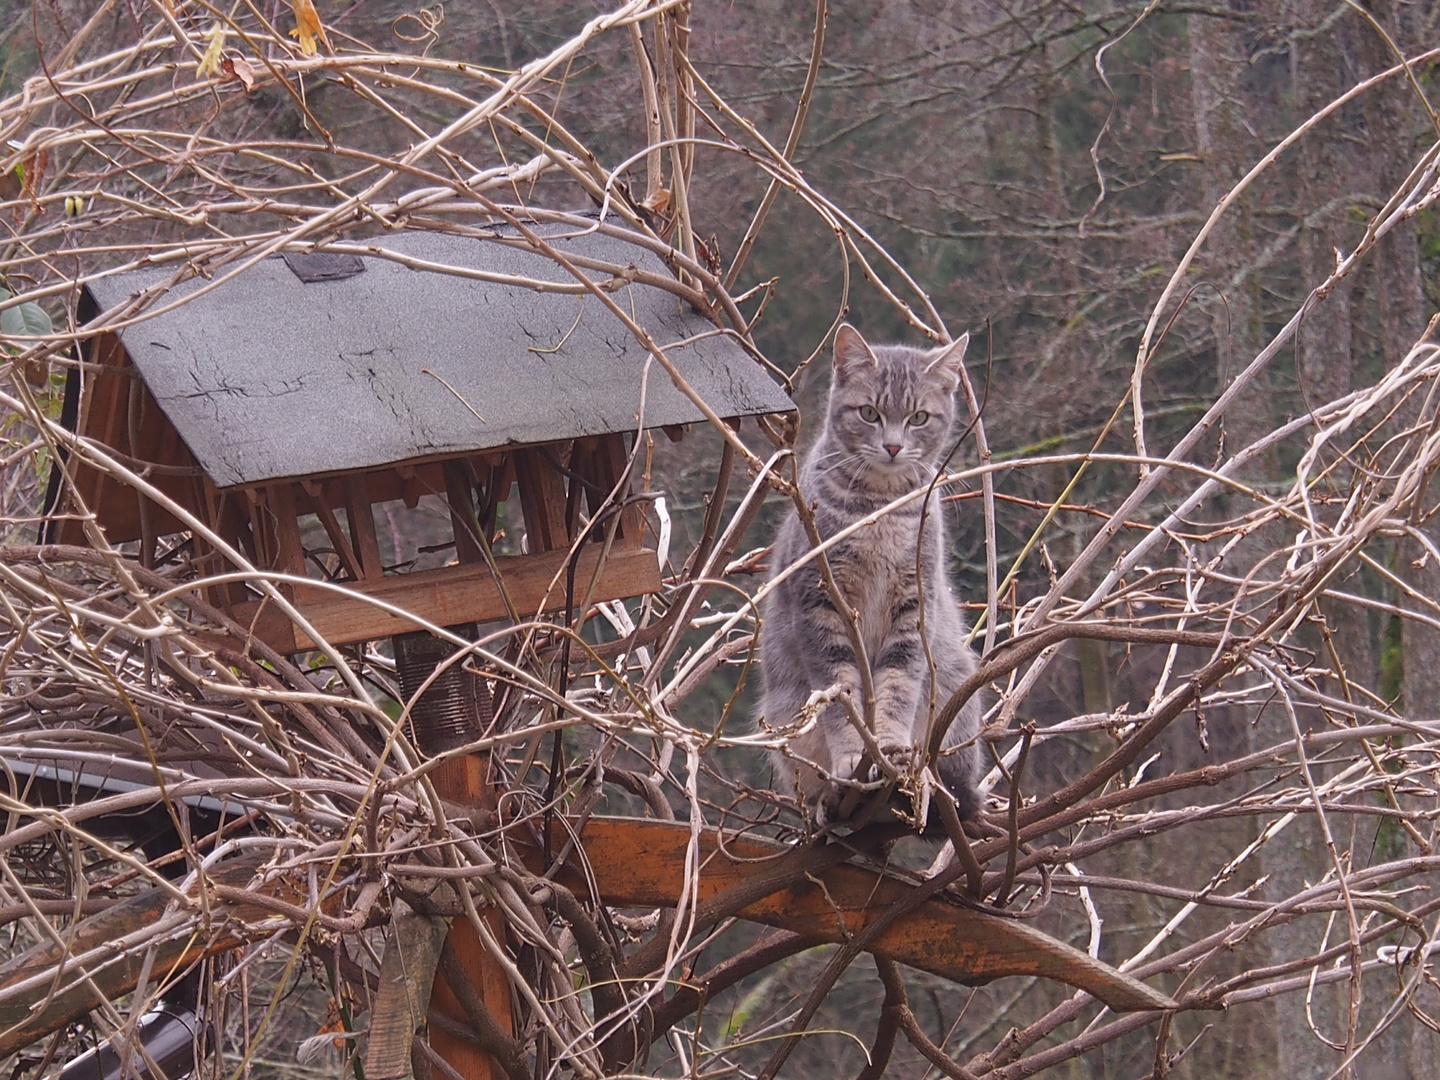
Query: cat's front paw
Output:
[[830, 749, 867, 785], [808, 751, 900, 826], [806, 751, 863, 827]]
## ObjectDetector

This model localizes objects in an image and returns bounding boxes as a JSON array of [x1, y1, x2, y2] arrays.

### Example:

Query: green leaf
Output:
[[1, 300, 52, 339]]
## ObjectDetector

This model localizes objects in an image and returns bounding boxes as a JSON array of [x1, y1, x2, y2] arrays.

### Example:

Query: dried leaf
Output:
[[196, 23, 226, 80], [223, 55, 257, 91], [289, 0, 330, 57], [20, 148, 46, 214], [21, 356, 47, 388], [642, 187, 671, 215]]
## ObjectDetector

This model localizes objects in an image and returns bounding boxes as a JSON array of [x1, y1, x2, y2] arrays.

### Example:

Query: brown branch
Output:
[[645, 930, 811, 1042], [875, 956, 979, 1080], [856, 956, 905, 1080], [545, 879, 645, 1072]]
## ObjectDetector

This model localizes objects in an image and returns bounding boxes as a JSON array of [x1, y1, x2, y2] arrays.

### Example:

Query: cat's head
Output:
[[820, 323, 969, 490]]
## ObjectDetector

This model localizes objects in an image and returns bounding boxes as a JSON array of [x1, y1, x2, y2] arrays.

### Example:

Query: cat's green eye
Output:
[[909, 410, 930, 426], [858, 405, 881, 423]]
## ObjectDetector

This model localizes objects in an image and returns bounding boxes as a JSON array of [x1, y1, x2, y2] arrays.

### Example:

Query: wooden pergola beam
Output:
[[543, 817, 1176, 1014]]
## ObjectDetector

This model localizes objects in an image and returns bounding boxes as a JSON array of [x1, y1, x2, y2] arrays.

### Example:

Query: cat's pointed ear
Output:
[[832, 323, 877, 384], [925, 332, 970, 387]]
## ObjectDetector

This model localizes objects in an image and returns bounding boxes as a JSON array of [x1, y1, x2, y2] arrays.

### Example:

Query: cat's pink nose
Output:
[[883, 443, 902, 458]]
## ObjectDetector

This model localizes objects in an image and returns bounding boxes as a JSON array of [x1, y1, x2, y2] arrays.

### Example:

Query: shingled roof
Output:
[[81, 226, 792, 488]]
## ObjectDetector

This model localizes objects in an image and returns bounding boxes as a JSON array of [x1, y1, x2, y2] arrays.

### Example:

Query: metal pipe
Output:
[[59, 1003, 210, 1080]]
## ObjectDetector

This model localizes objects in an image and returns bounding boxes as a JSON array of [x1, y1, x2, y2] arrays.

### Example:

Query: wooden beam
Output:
[[540, 817, 1177, 1014], [475, 455, 511, 543], [590, 432, 642, 548], [230, 545, 662, 652], [242, 488, 275, 569], [198, 477, 249, 608], [267, 483, 306, 576], [302, 479, 364, 582], [427, 755, 512, 1080]]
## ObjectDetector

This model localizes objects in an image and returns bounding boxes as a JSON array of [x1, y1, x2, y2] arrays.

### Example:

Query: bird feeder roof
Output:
[[81, 226, 792, 488]]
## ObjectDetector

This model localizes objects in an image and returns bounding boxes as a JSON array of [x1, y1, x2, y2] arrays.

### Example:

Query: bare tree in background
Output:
[[1, 2, 1439, 1078]]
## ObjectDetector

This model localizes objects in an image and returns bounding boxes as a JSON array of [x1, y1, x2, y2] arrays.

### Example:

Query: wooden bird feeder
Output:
[[42, 227, 801, 1079], [21, 227, 1179, 1080], [50, 227, 793, 665]]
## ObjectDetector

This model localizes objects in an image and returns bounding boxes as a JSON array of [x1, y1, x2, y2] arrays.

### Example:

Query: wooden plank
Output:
[[67, 333, 129, 538], [230, 545, 662, 652], [542, 817, 1177, 1014], [88, 334, 129, 460]]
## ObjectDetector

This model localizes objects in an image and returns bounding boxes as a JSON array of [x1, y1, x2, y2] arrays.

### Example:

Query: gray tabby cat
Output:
[[760, 323, 984, 823]]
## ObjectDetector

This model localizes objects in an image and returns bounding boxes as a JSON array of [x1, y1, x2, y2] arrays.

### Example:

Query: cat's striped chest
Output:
[[829, 524, 919, 655]]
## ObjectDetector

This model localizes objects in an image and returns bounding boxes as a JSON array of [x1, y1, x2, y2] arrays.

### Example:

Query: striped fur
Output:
[[760, 324, 983, 822]]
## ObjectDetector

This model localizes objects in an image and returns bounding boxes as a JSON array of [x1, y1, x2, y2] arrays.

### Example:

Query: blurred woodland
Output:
[[2, 0, 1440, 1078]]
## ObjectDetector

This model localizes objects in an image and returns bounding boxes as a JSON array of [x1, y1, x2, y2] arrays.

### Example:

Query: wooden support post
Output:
[[427, 754, 513, 1080], [513, 447, 569, 554], [591, 432, 642, 548], [443, 460, 485, 565], [266, 483, 306, 577], [242, 488, 274, 570], [302, 479, 364, 581], [396, 464, 424, 509], [194, 477, 250, 608], [475, 455, 511, 545], [343, 476, 384, 579]]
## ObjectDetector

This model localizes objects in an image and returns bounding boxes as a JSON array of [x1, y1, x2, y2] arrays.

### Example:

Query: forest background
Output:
[[1, 0, 1439, 1078]]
